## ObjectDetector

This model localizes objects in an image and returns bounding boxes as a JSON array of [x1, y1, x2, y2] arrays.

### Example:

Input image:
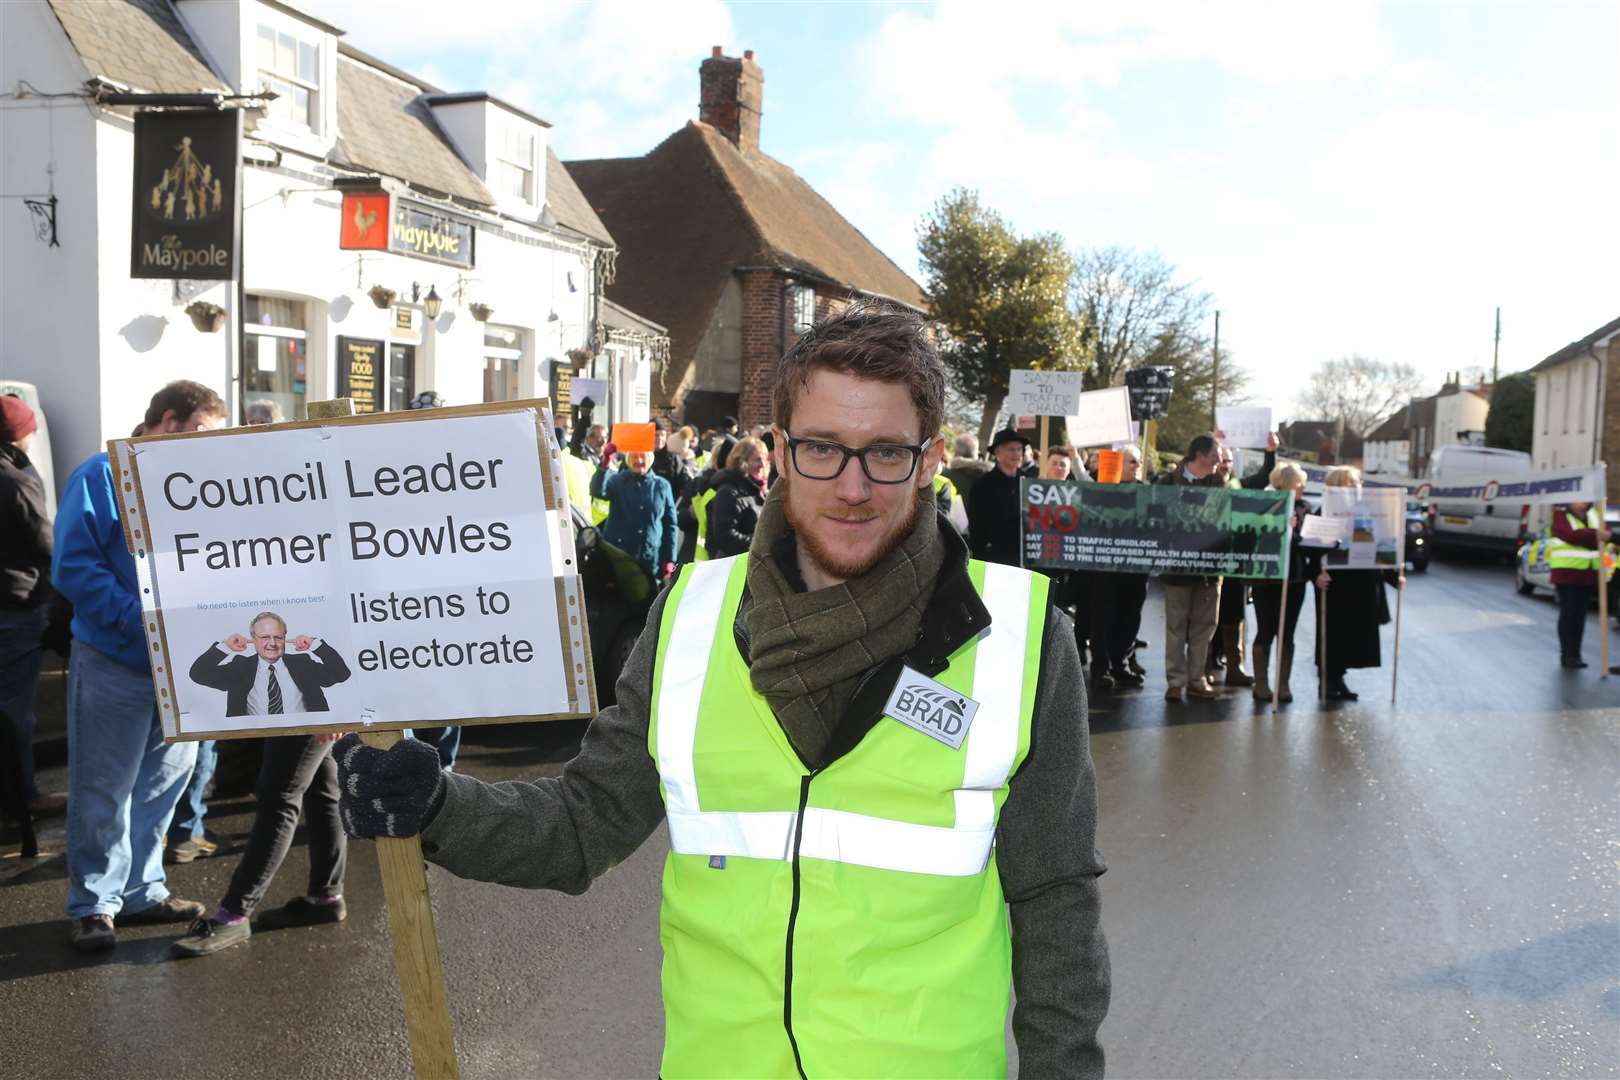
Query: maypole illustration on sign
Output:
[[110, 402, 594, 741], [130, 110, 240, 280]]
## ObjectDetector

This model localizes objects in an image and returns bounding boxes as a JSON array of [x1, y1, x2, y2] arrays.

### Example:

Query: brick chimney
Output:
[[699, 46, 763, 153]]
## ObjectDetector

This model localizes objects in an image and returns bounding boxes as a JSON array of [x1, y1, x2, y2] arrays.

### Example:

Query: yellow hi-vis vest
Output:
[[563, 452, 610, 524], [1546, 507, 1602, 572], [690, 484, 720, 561], [648, 555, 1048, 1078]]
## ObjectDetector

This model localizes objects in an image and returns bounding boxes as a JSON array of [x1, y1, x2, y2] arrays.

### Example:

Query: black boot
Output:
[[1327, 672, 1358, 701]]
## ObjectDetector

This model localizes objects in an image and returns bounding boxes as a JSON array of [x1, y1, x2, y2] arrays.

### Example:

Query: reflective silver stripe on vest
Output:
[[656, 556, 1035, 877]]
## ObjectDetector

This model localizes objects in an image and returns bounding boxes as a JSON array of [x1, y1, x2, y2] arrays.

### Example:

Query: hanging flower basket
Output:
[[566, 347, 593, 366], [184, 300, 226, 333], [468, 302, 494, 322], [368, 284, 397, 309]]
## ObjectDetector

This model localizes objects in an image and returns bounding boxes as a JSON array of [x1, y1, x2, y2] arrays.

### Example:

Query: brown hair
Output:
[[726, 435, 768, 471], [772, 301, 943, 443], [143, 380, 225, 431]]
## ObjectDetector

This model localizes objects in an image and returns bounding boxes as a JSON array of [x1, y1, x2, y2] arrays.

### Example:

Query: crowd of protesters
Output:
[[2, 374, 1416, 955]]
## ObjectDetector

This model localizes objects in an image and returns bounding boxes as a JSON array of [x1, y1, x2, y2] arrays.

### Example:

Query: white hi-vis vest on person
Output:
[[648, 554, 1048, 1079]]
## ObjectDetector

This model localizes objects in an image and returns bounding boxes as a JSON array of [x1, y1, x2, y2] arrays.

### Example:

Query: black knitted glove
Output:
[[335, 733, 448, 839]]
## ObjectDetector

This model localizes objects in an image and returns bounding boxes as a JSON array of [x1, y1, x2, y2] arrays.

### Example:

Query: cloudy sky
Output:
[[312, 0, 1619, 415]]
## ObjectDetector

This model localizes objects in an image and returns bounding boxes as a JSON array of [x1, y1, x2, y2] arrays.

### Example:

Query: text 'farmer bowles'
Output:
[[162, 451, 513, 571]]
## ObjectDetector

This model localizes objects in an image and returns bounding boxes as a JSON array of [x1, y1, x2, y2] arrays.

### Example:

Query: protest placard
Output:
[[1066, 385, 1136, 448], [1299, 514, 1348, 548], [1095, 450, 1123, 484], [1216, 405, 1273, 450], [1320, 486, 1405, 569], [110, 402, 595, 742], [611, 421, 657, 453], [1124, 366, 1174, 420], [1022, 479, 1292, 578], [1007, 369, 1083, 417]]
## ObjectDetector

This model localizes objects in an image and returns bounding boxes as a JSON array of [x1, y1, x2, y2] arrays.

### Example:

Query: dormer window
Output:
[[494, 124, 535, 204], [256, 23, 321, 131]]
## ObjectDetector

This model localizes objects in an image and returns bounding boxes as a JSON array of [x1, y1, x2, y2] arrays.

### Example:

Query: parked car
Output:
[[1515, 505, 1619, 612], [1405, 499, 1432, 572], [1426, 445, 1532, 558]]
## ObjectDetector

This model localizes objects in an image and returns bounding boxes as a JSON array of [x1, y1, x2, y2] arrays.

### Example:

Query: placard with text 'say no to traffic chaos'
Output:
[[110, 402, 595, 741]]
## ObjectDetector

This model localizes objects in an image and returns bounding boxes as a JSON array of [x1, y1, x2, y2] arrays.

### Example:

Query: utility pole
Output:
[[1211, 309, 1221, 429], [1492, 306, 1501, 385]]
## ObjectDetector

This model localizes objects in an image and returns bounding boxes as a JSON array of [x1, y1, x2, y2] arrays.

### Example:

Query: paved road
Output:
[[2, 557, 1616, 1078]]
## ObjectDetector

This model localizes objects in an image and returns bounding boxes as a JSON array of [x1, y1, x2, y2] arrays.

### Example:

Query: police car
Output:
[[1515, 507, 1620, 611]]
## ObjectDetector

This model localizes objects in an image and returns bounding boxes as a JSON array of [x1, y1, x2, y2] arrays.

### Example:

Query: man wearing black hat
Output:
[[649, 418, 690, 502], [967, 428, 1034, 566]]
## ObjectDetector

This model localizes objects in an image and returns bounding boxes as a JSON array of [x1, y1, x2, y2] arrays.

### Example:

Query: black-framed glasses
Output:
[[784, 434, 932, 484]]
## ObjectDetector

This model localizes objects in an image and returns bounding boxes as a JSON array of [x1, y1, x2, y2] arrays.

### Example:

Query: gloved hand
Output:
[[659, 561, 677, 582], [599, 442, 619, 471], [334, 733, 447, 839]]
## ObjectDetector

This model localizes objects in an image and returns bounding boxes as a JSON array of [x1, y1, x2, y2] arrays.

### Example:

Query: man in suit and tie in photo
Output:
[[188, 612, 350, 716]]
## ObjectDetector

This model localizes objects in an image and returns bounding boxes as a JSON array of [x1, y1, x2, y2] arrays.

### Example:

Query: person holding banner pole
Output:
[[966, 428, 1033, 567], [1312, 467, 1400, 702], [1155, 433, 1226, 700], [1094, 446, 1150, 689], [334, 305, 1110, 1078], [1250, 464, 1314, 704]]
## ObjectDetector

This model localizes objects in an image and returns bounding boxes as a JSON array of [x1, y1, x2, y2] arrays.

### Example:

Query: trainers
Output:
[[1111, 668, 1145, 689], [1127, 656, 1147, 677], [171, 917, 251, 958], [165, 835, 219, 864], [1091, 670, 1116, 692], [70, 914, 116, 953], [117, 896, 207, 926], [256, 896, 348, 930]]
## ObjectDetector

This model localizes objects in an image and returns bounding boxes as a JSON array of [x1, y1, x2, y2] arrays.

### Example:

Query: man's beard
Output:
[[782, 471, 922, 583]]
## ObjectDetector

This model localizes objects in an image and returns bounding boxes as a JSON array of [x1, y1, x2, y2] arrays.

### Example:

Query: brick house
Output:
[[566, 48, 927, 430]]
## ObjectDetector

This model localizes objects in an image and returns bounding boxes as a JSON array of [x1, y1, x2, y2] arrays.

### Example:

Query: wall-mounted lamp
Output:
[[411, 282, 444, 320]]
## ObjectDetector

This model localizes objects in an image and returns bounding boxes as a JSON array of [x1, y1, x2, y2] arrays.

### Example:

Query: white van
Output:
[[1425, 445, 1532, 555], [0, 379, 56, 520]]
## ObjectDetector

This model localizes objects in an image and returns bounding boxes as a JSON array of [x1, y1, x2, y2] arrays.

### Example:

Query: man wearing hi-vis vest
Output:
[[1546, 500, 1611, 669], [334, 304, 1110, 1078]]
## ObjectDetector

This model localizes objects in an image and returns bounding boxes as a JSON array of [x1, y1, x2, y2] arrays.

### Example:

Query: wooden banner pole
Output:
[[1318, 584, 1329, 705], [1273, 490, 1294, 716], [308, 398, 459, 1079], [1391, 583, 1404, 704], [1038, 415, 1050, 469], [1600, 497, 1611, 679], [361, 730, 460, 1080]]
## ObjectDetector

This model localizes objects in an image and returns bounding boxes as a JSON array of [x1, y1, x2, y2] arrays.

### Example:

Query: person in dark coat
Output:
[[966, 428, 1033, 566], [1210, 434, 1279, 686], [650, 420, 690, 502], [0, 396, 54, 806], [942, 433, 992, 505], [592, 443, 678, 582], [705, 436, 771, 560], [1092, 445, 1149, 689], [1249, 463, 1320, 703], [1313, 467, 1402, 701]]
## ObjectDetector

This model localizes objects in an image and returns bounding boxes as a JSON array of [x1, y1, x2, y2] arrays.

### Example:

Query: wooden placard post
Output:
[[1272, 490, 1294, 716], [1038, 415, 1050, 473], [1601, 497, 1611, 679], [1318, 586, 1329, 705], [307, 399, 458, 1079], [1390, 584, 1404, 704]]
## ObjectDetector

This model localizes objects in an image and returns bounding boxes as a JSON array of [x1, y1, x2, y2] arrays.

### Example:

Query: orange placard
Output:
[[1095, 449, 1123, 484], [610, 422, 656, 453]]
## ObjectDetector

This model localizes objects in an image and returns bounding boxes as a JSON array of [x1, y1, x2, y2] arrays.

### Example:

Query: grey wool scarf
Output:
[[743, 482, 944, 766]]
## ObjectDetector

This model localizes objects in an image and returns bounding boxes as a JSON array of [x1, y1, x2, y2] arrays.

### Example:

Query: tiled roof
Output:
[[333, 57, 494, 207], [1532, 314, 1620, 372], [46, 0, 225, 94], [544, 147, 612, 246], [1366, 410, 1410, 443], [566, 122, 926, 390], [601, 297, 668, 337]]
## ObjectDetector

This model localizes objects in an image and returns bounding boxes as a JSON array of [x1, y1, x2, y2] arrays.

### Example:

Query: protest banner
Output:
[[1095, 450, 1123, 484], [1022, 479, 1292, 578], [110, 402, 594, 740], [1007, 369, 1083, 417], [1411, 462, 1606, 507], [1124, 365, 1174, 420], [610, 421, 657, 453], [1320, 486, 1406, 569], [1216, 405, 1273, 450], [1066, 385, 1135, 448], [111, 400, 593, 1080]]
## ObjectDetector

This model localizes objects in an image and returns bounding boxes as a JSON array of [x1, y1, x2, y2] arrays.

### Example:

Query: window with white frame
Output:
[[493, 124, 535, 203], [256, 23, 321, 131], [790, 283, 815, 334], [482, 324, 526, 402]]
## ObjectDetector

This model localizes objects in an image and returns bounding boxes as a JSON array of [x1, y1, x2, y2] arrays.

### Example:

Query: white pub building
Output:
[[2, 0, 660, 491]]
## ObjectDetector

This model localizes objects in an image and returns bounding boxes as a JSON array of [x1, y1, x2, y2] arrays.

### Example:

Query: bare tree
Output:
[[1071, 247, 1211, 391], [1299, 355, 1425, 435]]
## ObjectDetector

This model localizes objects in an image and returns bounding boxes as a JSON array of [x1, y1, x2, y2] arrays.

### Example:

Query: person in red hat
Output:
[[0, 395, 56, 810]]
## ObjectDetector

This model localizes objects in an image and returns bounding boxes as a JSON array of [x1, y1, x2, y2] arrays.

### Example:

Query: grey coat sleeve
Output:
[[418, 589, 673, 893], [997, 605, 1111, 1079]]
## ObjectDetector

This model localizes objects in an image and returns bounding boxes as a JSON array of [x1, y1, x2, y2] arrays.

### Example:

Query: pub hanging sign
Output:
[[131, 110, 241, 280], [337, 192, 475, 269]]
